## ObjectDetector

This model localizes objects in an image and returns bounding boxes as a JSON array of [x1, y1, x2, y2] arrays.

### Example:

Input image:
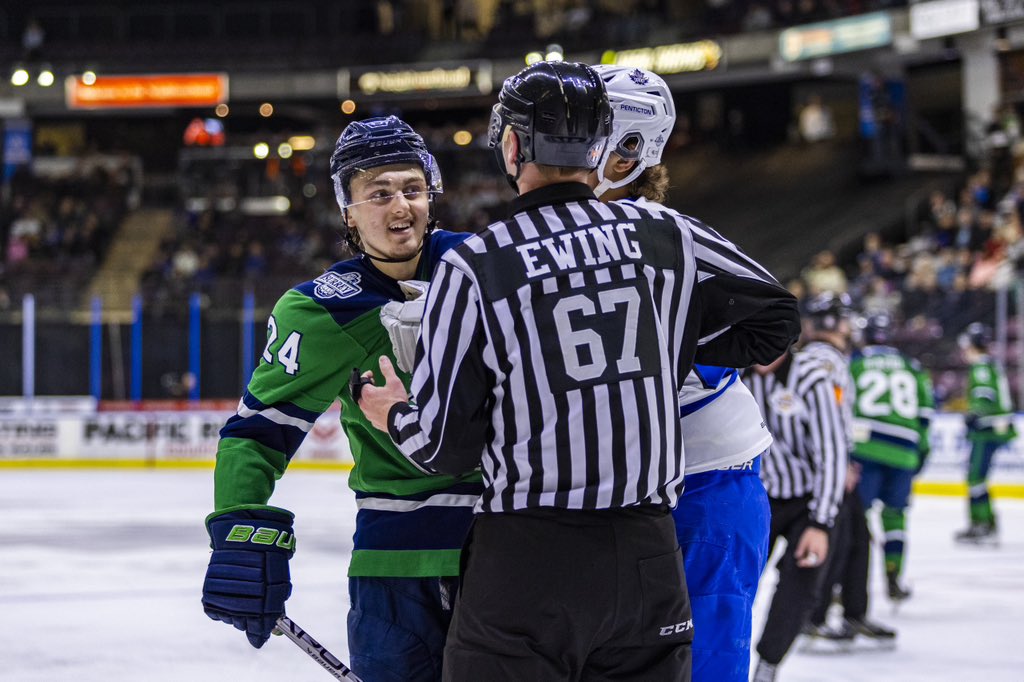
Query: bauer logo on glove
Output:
[[224, 523, 296, 550], [380, 279, 429, 373]]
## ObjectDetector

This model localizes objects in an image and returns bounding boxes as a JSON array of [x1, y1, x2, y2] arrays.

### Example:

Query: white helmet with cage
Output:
[[590, 65, 676, 198]]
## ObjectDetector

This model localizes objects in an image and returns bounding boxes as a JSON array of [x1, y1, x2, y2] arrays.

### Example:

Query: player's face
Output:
[[346, 164, 430, 262]]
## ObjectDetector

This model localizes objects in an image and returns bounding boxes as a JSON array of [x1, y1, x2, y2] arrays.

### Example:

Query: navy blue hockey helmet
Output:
[[330, 116, 442, 214], [488, 61, 612, 189], [958, 322, 992, 351], [804, 291, 852, 332], [860, 312, 893, 345]]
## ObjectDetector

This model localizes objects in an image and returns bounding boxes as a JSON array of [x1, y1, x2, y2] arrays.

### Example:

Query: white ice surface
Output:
[[1, 470, 1021, 681]]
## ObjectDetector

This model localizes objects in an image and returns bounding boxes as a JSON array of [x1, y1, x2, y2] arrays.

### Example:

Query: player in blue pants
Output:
[[675, 367, 772, 681], [590, 64, 775, 680]]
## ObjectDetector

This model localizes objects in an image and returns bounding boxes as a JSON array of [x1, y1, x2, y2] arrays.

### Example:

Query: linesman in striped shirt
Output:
[[801, 293, 898, 644], [744, 340, 848, 682], [359, 61, 801, 682]]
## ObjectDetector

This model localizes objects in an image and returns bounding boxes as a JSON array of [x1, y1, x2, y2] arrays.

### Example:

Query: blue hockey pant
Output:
[[674, 458, 770, 682], [348, 575, 457, 682]]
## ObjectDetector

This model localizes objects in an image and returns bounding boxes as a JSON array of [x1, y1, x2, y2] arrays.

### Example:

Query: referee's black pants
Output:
[[809, 491, 870, 624], [755, 496, 832, 666], [443, 505, 693, 682]]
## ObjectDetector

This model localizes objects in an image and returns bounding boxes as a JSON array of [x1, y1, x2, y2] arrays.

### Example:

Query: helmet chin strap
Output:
[[593, 154, 647, 198], [495, 136, 525, 195]]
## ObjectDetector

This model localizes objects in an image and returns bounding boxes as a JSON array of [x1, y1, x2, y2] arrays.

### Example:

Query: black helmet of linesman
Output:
[[488, 61, 612, 190], [804, 291, 852, 332]]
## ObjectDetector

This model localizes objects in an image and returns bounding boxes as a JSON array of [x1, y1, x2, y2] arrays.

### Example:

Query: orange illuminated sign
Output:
[[65, 73, 229, 109]]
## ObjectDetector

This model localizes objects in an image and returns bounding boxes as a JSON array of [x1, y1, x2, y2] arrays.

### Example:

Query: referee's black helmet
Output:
[[804, 291, 852, 332], [488, 61, 612, 171]]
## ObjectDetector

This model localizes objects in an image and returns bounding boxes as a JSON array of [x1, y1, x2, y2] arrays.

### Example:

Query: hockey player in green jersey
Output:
[[201, 116, 482, 682], [955, 322, 1016, 544], [849, 313, 934, 602]]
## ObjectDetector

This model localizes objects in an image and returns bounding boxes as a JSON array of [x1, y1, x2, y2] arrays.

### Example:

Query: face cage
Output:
[[593, 127, 648, 198], [331, 151, 443, 213]]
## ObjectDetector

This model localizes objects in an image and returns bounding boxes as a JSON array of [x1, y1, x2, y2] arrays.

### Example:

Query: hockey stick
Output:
[[274, 615, 363, 682]]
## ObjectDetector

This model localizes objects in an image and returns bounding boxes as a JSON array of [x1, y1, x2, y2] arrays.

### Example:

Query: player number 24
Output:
[[262, 315, 303, 375]]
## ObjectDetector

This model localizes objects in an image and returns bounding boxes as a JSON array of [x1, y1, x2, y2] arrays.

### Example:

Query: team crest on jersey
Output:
[[313, 271, 362, 300], [628, 68, 649, 85], [769, 389, 805, 417]]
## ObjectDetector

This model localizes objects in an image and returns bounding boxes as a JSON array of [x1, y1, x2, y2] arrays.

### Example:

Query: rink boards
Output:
[[0, 407, 1022, 496]]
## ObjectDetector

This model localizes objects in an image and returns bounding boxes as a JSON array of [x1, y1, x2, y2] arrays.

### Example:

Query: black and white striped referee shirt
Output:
[[388, 182, 800, 513], [744, 350, 848, 527], [799, 339, 855, 452]]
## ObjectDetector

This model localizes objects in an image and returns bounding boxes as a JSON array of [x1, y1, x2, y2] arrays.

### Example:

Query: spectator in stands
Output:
[[22, 18, 44, 61], [969, 170, 994, 210], [937, 271, 976, 333], [848, 258, 876, 302], [6, 230, 30, 267], [861, 276, 901, 317], [924, 190, 956, 234], [858, 231, 884, 271], [803, 249, 848, 295], [375, 1, 396, 35], [903, 254, 942, 319], [935, 248, 960, 292], [786, 277, 807, 302], [955, 205, 978, 250], [869, 245, 898, 283]]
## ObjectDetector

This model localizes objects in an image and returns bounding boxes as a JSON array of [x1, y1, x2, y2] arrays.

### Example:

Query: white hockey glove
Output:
[[380, 280, 430, 373]]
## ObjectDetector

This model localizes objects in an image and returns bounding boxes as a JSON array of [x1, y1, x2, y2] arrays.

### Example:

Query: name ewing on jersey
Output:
[[515, 221, 643, 279]]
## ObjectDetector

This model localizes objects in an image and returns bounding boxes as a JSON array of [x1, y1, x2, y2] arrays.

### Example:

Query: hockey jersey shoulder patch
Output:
[[769, 388, 806, 417], [312, 271, 363, 300]]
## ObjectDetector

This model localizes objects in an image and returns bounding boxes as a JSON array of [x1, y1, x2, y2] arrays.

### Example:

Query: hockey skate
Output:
[[845, 617, 898, 650], [887, 571, 911, 604], [845, 616, 896, 639], [798, 620, 855, 654], [954, 522, 999, 546]]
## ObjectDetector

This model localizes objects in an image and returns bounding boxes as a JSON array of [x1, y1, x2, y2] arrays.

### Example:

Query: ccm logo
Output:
[[659, 619, 693, 636]]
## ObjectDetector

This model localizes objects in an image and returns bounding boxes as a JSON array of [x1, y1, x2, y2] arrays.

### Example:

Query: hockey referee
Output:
[[360, 61, 801, 681], [745, 343, 849, 682]]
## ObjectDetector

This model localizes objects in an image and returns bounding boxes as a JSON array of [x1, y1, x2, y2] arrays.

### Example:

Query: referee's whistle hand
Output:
[[794, 527, 829, 569], [357, 355, 408, 432]]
